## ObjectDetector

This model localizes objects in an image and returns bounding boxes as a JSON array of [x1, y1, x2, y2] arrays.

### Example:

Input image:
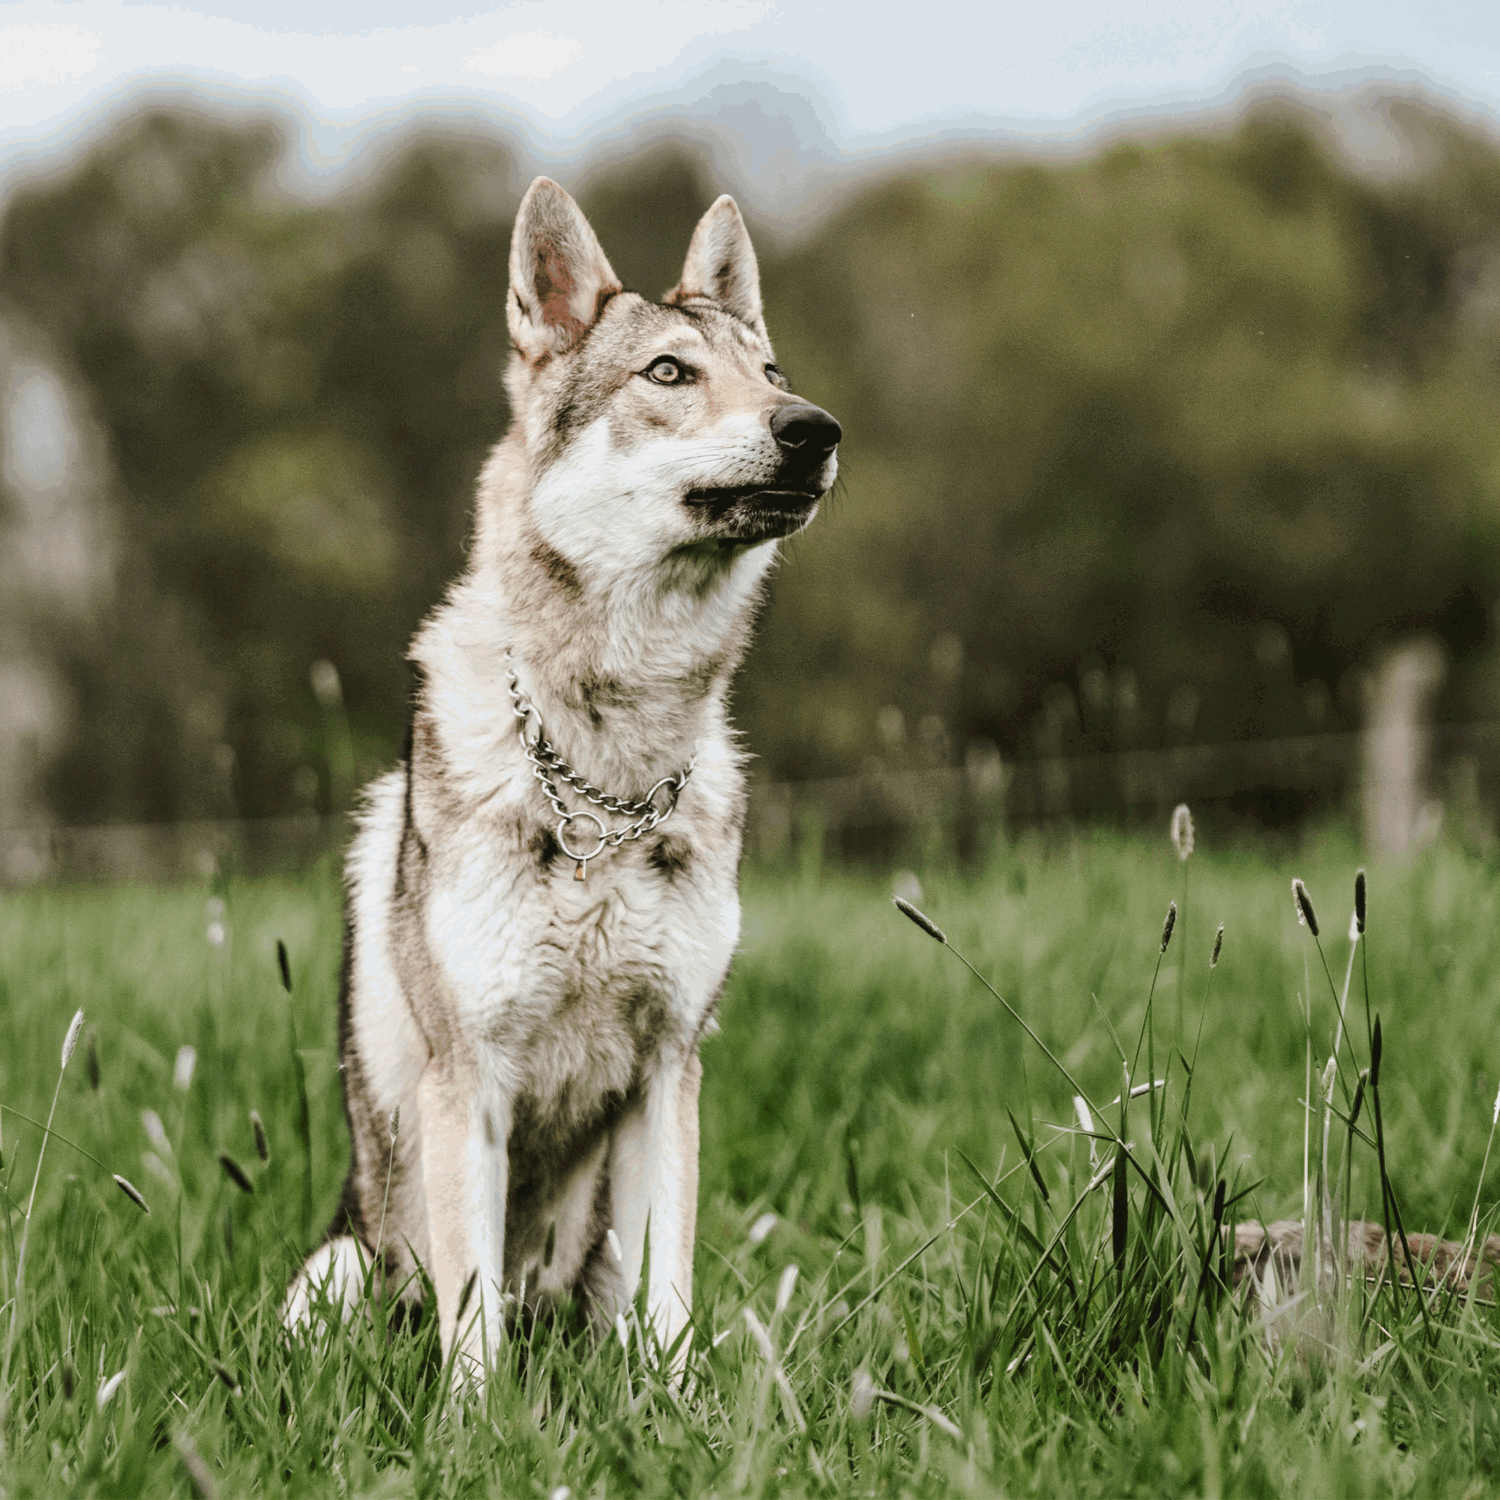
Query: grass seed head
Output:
[[113, 1174, 151, 1214], [742, 1306, 775, 1362], [217, 1150, 253, 1194], [60, 1008, 85, 1072], [1292, 878, 1319, 936], [893, 896, 946, 944], [851, 1367, 877, 1421], [96, 1370, 125, 1411], [142, 1109, 169, 1153], [748, 1212, 778, 1247], [775, 1263, 800, 1316], [173, 1433, 219, 1500], [1170, 803, 1194, 861], [250, 1110, 268, 1162], [276, 938, 292, 994], [86, 1030, 100, 1092], [1160, 900, 1177, 954], [1211, 922, 1224, 968], [174, 1045, 196, 1092], [389, 1106, 400, 1141], [456, 1268, 478, 1325], [1355, 868, 1367, 934]]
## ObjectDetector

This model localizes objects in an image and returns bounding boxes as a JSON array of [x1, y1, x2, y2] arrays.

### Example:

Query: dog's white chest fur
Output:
[[418, 761, 741, 1098], [346, 715, 743, 1134]]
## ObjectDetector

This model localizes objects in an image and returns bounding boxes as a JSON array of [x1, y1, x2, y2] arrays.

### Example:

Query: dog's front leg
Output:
[[609, 1048, 701, 1368], [417, 1057, 509, 1384]]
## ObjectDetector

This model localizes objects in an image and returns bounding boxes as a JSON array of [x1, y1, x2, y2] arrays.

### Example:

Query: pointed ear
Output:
[[507, 177, 622, 363], [665, 195, 766, 339]]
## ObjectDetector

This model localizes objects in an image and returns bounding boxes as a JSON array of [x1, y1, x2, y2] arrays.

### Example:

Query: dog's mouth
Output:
[[684, 483, 824, 542], [685, 483, 824, 506]]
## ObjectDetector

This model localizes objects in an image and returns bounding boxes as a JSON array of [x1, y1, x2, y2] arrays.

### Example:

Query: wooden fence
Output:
[[5, 722, 1497, 885]]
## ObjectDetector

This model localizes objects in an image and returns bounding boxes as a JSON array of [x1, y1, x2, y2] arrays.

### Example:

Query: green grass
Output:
[[6, 830, 1500, 1495]]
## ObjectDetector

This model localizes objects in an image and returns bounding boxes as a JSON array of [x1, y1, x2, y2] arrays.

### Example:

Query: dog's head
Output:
[[502, 177, 840, 581]]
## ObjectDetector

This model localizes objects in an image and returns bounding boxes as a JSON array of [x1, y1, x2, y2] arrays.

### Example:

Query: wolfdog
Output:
[[282, 178, 840, 1382]]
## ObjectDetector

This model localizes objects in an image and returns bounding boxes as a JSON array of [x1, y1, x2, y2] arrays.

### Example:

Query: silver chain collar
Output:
[[505, 652, 696, 880]]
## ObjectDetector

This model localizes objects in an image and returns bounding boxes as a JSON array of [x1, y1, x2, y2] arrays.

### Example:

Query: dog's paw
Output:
[[282, 1236, 370, 1333]]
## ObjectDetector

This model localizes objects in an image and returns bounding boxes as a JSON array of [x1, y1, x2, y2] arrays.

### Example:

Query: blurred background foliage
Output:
[[4, 94, 1500, 825]]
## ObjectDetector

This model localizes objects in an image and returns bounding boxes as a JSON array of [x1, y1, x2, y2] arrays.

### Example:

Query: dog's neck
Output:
[[415, 436, 775, 798]]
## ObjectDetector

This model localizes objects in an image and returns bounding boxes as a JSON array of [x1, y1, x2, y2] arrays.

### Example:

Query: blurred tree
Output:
[[4, 97, 1500, 823], [748, 101, 1500, 781], [1, 111, 520, 819]]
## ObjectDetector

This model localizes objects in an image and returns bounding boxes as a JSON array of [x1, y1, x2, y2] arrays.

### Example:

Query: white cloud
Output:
[[0, 0, 1497, 146], [0, 23, 100, 93], [465, 30, 582, 82], [0, 0, 779, 127]]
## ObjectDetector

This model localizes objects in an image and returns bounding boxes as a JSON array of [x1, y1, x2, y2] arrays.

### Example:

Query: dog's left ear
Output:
[[666, 195, 767, 340], [508, 177, 623, 363]]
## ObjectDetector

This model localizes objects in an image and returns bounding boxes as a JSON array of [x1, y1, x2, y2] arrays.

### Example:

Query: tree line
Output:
[[3, 94, 1499, 824]]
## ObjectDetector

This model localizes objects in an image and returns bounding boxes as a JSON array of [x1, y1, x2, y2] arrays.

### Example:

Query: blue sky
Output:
[[1, 0, 1497, 151]]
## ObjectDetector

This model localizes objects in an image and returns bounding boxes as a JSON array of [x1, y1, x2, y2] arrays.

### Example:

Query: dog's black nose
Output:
[[770, 402, 841, 454]]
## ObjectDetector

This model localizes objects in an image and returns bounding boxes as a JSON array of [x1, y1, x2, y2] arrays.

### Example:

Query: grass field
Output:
[[5, 829, 1500, 1496]]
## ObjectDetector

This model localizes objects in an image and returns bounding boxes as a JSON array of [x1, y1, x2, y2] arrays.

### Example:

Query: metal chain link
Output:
[[505, 652, 695, 878]]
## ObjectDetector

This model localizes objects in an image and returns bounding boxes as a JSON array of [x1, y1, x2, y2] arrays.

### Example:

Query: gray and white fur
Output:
[[282, 177, 841, 1383]]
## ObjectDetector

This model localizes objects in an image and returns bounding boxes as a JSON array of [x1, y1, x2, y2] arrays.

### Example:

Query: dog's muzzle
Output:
[[687, 401, 841, 542]]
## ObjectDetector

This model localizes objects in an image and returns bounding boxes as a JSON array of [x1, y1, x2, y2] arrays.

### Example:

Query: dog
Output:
[[281, 177, 840, 1382]]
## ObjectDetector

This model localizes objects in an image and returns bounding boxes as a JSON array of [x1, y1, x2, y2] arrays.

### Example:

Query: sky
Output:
[[0, 0, 1498, 160]]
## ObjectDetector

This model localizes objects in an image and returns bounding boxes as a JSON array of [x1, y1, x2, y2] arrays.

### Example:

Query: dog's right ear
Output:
[[666, 195, 766, 340], [507, 177, 622, 364]]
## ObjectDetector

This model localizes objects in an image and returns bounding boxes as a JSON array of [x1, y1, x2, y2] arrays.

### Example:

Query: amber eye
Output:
[[646, 356, 685, 385], [765, 363, 790, 390]]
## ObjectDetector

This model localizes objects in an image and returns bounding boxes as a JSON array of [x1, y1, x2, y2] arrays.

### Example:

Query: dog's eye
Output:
[[765, 364, 790, 390], [645, 357, 685, 385]]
